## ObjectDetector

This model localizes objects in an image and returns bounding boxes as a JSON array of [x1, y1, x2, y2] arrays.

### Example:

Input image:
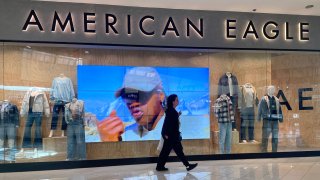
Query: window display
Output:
[[238, 83, 259, 143], [65, 98, 86, 161], [0, 43, 319, 164], [213, 94, 235, 154], [258, 85, 283, 152], [49, 74, 75, 137], [218, 72, 239, 131], [0, 100, 19, 163], [20, 87, 50, 153]]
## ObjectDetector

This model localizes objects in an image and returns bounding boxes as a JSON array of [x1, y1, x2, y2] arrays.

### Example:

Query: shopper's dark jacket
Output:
[[161, 107, 181, 142]]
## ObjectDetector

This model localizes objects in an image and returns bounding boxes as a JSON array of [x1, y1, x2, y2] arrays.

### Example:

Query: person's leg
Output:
[[22, 112, 34, 148], [219, 123, 227, 154], [172, 141, 189, 167], [156, 139, 173, 169], [34, 112, 43, 149], [225, 122, 232, 154], [271, 122, 279, 152]]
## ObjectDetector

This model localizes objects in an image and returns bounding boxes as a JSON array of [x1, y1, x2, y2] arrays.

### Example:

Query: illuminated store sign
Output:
[[0, 0, 319, 50]]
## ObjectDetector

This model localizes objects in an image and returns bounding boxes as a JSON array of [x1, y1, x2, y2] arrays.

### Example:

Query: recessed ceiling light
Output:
[[26, 46, 31, 49], [305, 5, 314, 9], [85, 50, 89, 54]]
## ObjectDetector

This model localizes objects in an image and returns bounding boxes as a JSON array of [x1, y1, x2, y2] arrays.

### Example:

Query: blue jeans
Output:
[[219, 122, 232, 154], [240, 107, 255, 141], [0, 123, 17, 161], [261, 120, 279, 152], [51, 102, 67, 130], [22, 112, 43, 148], [67, 121, 86, 160]]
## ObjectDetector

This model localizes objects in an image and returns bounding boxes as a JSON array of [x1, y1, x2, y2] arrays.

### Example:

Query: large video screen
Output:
[[78, 66, 210, 142]]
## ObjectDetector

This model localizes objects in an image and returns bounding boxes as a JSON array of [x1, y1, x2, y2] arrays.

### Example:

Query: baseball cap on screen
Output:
[[115, 67, 162, 97]]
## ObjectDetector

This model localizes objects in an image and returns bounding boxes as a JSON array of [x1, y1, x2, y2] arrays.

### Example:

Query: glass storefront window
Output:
[[0, 42, 319, 164]]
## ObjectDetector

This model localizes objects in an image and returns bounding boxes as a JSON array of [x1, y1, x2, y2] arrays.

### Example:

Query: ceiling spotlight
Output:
[[305, 5, 314, 9], [252, 9, 257, 12], [26, 46, 31, 49], [85, 50, 89, 54]]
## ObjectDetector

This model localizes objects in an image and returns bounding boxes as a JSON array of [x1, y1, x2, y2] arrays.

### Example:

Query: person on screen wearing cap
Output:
[[97, 67, 166, 142]]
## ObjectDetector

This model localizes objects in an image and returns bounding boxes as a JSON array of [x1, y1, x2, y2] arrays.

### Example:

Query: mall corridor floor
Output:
[[1, 156, 320, 180]]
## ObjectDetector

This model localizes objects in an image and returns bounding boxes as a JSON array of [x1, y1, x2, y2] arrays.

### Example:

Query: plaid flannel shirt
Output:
[[213, 94, 235, 123]]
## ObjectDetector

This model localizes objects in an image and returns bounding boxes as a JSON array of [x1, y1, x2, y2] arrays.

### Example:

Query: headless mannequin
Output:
[[49, 73, 67, 138]]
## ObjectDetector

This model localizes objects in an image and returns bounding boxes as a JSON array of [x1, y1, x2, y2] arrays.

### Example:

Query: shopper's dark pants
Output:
[[156, 138, 189, 168], [22, 111, 43, 148], [261, 119, 279, 152], [51, 102, 67, 130], [240, 107, 255, 141]]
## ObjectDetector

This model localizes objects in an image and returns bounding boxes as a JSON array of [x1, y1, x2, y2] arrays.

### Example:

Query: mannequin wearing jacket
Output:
[[238, 83, 259, 143], [258, 86, 283, 152], [213, 94, 235, 154], [0, 100, 19, 162], [49, 73, 75, 137], [65, 98, 86, 160], [218, 72, 239, 131], [20, 88, 50, 153]]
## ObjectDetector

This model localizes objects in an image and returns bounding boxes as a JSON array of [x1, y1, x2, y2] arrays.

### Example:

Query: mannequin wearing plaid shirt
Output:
[[213, 94, 235, 154]]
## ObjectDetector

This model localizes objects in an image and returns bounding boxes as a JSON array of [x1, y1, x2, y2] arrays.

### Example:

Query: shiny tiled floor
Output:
[[2, 157, 320, 180]]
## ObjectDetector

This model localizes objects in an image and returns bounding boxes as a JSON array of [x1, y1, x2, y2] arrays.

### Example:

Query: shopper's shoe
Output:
[[156, 167, 169, 171], [186, 163, 198, 171], [241, 140, 247, 143]]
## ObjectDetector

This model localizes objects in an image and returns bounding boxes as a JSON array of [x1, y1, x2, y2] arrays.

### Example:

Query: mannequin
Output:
[[258, 85, 283, 152], [218, 72, 239, 131], [238, 83, 259, 143], [20, 87, 50, 154], [0, 100, 19, 162], [213, 94, 235, 154], [49, 73, 75, 137], [65, 97, 86, 160]]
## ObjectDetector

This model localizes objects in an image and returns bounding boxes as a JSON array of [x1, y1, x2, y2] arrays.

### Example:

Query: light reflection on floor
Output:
[[2, 157, 320, 180]]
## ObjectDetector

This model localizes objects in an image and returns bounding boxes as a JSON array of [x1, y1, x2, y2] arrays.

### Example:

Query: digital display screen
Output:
[[78, 66, 210, 142]]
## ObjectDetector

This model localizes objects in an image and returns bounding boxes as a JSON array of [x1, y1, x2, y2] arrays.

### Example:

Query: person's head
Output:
[[115, 67, 165, 130], [166, 94, 179, 109]]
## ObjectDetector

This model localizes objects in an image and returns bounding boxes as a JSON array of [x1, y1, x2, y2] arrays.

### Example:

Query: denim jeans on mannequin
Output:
[[51, 101, 67, 130], [261, 120, 279, 152], [22, 112, 43, 149], [240, 107, 255, 141], [67, 120, 86, 160], [0, 124, 17, 161], [229, 96, 237, 130], [219, 122, 232, 154]]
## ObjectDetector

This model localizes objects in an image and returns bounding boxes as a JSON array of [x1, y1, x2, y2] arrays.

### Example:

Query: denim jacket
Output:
[[257, 95, 283, 122]]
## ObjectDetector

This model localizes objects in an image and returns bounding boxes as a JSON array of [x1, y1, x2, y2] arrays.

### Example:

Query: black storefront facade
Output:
[[0, 0, 320, 172]]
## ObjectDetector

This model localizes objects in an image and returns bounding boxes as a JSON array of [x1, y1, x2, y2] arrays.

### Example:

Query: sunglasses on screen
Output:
[[120, 88, 159, 105]]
